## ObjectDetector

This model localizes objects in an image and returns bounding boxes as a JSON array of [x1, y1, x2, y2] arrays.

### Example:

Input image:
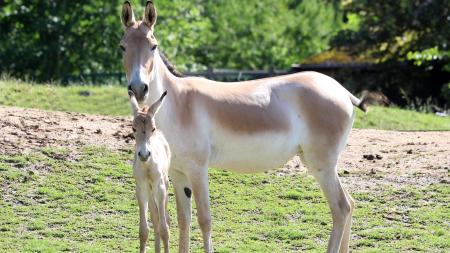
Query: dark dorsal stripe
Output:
[[159, 50, 185, 78]]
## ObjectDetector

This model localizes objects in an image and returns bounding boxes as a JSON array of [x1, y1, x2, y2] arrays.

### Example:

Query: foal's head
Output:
[[129, 90, 167, 162], [120, 1, 159, 102]]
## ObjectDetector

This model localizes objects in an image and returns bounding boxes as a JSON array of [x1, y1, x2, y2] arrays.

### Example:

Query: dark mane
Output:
[[159, 51, 185, 78]]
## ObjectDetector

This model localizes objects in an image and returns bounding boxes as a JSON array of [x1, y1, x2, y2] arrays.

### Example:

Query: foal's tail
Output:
[[348, 92, 368, 112]]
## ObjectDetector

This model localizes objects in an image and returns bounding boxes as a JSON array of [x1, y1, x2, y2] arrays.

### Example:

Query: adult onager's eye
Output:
[[132, 127, 136, 132], [120, 45, 126, 52], [151, 45, 157, 51]]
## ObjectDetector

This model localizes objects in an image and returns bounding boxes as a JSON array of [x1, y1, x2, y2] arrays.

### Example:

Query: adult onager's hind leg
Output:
[[313, 170, 353, 253], [301, 149, 354, 253], [339, 187, 355, 252]]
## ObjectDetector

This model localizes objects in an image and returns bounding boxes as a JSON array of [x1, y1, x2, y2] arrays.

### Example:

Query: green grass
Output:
[[354, 106, 450, 131], [0, 147, 448, 252], [1, 80, 449, 130], [0, 80, 448, 251], [0, 79, 129, 116]]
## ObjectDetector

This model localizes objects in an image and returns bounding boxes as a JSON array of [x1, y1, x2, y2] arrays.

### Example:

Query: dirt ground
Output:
[[1, 106, 449, 192]]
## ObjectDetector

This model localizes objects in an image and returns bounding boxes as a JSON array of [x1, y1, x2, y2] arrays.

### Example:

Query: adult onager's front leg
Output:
[[170, 170, 192, 253], [190, 169, 213, 253]]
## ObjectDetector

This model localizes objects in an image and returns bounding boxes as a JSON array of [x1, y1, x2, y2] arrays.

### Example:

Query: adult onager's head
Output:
[[129, 90, 171, 253], [120, 1, 159, 102]]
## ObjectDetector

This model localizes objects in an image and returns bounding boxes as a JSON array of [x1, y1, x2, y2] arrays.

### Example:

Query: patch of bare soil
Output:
[[283, 129, 450, 193], [0, 106, 133, 155], [1, 106, 449, 192]]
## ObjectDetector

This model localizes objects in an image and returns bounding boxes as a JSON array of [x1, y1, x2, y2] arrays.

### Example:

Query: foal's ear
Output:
[[148, 91, 167, 118], [128, 90, 140, 116], [143, 1, 157, 29], [121, 1, 135, 28]]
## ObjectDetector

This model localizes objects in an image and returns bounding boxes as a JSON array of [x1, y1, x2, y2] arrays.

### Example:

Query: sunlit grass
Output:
[[355, 106, 450, 131], [0, 147, 448, 252], [1, 80, 449, 131], [0, 79, 129, 116]]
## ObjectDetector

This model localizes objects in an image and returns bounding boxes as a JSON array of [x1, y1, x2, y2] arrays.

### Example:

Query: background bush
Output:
[[0, 0, 448, 108]]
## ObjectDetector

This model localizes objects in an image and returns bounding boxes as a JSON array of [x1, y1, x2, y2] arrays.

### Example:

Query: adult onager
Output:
[[130, 90, 171, 253], [120, 1, 366, 252]]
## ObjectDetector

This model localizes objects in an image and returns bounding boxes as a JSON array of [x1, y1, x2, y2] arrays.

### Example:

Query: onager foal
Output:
[[130, 90, 171, 253]]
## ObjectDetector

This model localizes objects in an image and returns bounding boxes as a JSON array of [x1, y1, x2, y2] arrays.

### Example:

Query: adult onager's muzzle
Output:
[[128, 82, 149, 102]]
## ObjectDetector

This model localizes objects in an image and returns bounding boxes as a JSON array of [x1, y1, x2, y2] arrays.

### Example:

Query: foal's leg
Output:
[[155, 183, 170, 253], [190, 169, 213, 253], [136, 183, 151, 253], [149, 196, 161, 253], [170, 170, 192, 253], [165, 178, 171, 227]]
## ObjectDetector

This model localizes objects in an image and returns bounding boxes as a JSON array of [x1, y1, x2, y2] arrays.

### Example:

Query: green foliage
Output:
[[407, 47, 450, 66], [441, 83, 450, 102], [334, 0, 450, 65], [0, 0, 342, 81], [154, 1, 215, 71], [200, 0, 342, 69], [332, 1, 450, 108], [0, 0, 124, 81]]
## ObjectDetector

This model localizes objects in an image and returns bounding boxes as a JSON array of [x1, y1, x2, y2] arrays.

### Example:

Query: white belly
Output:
[[208, 122, 301, 173]]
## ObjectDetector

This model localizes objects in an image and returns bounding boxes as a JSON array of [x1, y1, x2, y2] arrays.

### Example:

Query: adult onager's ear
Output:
[[129, 90, 140, 116], [148, 91, 167, 117], [121, 1, 135, 28], [143, 1, 157, 29]]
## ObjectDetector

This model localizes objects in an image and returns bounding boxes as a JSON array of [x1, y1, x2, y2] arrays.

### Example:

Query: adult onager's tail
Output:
[[348, 92, 368, 112]]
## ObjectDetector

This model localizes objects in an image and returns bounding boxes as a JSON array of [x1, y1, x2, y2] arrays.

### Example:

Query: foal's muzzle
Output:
[[138, 151, 151, 162]]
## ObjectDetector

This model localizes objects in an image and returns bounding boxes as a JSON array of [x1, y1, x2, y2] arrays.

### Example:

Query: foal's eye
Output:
[[151, 45, 157, 51], [152, 128, 156, 132], [132, 128, 136, 132], [120, 45, 126, 52]]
